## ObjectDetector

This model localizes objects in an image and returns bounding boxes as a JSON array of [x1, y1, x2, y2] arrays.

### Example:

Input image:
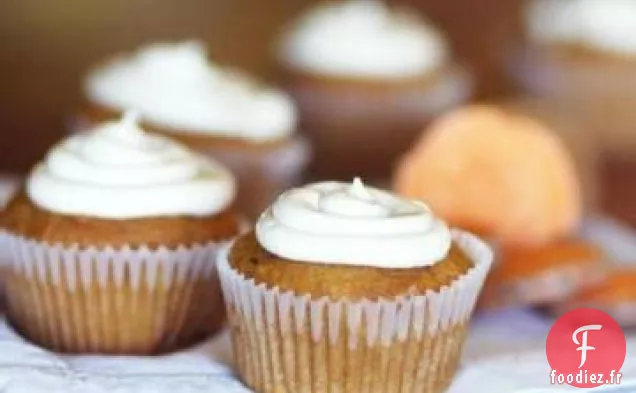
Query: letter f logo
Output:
[[573, 324, 602, 368]]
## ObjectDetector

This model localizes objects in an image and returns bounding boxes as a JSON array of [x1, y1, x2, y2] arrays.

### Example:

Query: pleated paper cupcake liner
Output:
[[509, 47, 636, 153], [0, 230, 229, 355], [218, 230, 493, 393], [284, 67, 472, 179], [510, 46, 636, 96], [195, 136, 311, 220], [286, 66, 473, 122]]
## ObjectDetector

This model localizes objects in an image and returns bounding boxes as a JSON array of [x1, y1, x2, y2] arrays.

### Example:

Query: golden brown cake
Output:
[[0, 115, 242, 354], [2, 192, 240, 249], [80, 41, 309, 220], [218, 179, 493, 393], [229, 232, 472, 300]]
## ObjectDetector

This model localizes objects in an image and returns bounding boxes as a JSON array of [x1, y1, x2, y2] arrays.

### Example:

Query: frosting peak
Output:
[[86, 41, 297, 142], [27, 113, 236, 219], [256, 179, 452, 268], [526, 0, 636, 56], [279, 0, 449, 78]]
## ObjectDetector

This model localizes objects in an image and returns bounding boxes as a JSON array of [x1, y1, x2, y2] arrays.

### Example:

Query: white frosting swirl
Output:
[[255, 178, 452, 268], [526, 0, 636, 56], [27, 113, 236, 219], [85, 41, 297, 142], [279, 0, 449, 78]]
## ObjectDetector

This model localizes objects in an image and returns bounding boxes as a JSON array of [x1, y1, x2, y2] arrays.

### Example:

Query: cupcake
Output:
[[80, 41, 309, 220], [514, 0, 636, 110], [512, 0, 636, 224], [0, 113, 242, 354], [394, 105, 604, 308], [277, 0, 472, 181], [218, 178, 492, 393]]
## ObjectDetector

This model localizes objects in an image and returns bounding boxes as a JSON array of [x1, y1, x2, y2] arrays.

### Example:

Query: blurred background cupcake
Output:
[[511, 0, 636, 226], [0, 113, 242, 354], [277, 0, 473, 181], [80, 41, 309, 219]]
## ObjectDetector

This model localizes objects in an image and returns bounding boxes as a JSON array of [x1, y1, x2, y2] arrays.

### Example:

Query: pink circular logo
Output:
[[546, 308, 626, 388]]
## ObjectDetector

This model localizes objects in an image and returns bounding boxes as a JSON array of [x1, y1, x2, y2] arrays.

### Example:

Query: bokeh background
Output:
[[4, 0, 636, 226], [0, 0, 522, 172]]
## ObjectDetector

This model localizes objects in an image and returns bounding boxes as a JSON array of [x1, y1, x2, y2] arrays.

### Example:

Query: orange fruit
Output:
[[394, 105, 582, 246]]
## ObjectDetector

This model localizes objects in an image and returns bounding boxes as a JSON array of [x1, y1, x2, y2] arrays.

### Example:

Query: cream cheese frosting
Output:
[[279, 0, 449, 78], [526, 0, 636, 56], [27, 112, 236, 219], [255, 178, 451, 268], [85, 41, 297, 142]]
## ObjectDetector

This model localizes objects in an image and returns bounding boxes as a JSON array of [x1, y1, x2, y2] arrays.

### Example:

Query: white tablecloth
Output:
[[0, 176, 634, 392], [0, 310, 628, 393]]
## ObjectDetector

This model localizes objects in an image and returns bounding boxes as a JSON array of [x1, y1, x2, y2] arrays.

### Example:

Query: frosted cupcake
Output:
[[512, 0, 636, 157], [80, 41, 309, 219], [277, 0, 472, 180], [0, 113, 242, 354], [218, 178, 492, 393]]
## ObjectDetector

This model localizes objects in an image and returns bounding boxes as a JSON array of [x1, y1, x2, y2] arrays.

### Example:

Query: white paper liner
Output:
[[509, 46, 636, 153], [218, 230, 492, 348], [1, 231, 226, 292], [0, 230, 235, 353], [197, 136, 310, 220], [287, 65, 473, 122], [509, 46, 636, 97], [199, 135, 311, 179]]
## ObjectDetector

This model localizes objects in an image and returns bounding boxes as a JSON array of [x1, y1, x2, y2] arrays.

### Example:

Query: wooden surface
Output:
[[0, 0, 523, 173]]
